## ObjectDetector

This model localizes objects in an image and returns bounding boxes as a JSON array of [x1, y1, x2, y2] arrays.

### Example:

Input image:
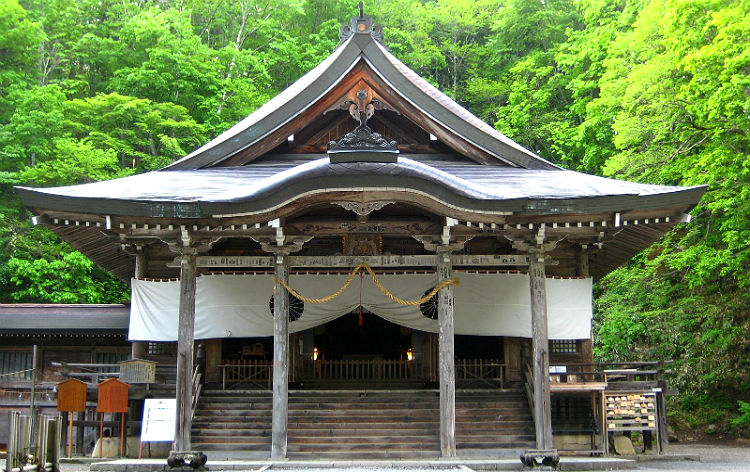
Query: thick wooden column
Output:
[[174, 250, 197, 452], [437, 251, 456, 457], [271, 255, 289, 459], [528, 251, 553, 451], [131, 249, 148, 360], [576, 245, 594, 364]]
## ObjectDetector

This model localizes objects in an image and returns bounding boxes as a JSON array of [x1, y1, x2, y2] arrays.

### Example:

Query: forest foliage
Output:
[[0, 0, 748, 436]]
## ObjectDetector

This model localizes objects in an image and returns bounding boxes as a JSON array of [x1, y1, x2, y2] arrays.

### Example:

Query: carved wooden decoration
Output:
[[332, 200, 394, 221], [325, 80, 398, 126]]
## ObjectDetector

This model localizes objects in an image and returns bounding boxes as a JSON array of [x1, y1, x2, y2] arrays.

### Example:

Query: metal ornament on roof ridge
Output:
[[338, 2, 386, 48], [328, 125, 398, 153]]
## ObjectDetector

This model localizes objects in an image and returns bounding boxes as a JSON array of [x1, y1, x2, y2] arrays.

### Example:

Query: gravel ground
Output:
[[2, 443, 749, 472]]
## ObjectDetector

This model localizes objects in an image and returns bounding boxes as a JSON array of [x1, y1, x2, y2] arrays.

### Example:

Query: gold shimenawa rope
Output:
[[273, 263, 459, 306]]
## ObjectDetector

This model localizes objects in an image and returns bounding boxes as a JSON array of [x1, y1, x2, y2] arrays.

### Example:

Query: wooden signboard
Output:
[[57, 378, 87, 412], [57, 378, 88, 457], [97, 378, 130, 413], [120, 359, 156, 384], [97, 378, 130, 457]]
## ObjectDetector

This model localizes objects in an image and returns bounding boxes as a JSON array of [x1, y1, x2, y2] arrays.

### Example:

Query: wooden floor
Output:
[[192, 388, 535, 459]]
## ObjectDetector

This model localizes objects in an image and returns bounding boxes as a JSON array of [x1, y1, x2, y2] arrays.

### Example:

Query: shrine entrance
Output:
[[312, 310, 410, 361]]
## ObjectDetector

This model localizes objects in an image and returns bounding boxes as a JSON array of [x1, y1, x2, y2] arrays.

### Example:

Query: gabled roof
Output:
[[166, 22, 558, 170]]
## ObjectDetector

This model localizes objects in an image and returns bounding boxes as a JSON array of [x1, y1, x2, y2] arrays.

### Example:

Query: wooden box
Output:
[[57, 378, 87, 412], [97, 378, 130, 413]]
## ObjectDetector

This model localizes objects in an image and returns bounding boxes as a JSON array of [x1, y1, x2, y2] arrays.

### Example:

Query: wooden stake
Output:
[[67, 412, 73, 457], [99, 413, 104, 458], [120, 412, 125, 457]]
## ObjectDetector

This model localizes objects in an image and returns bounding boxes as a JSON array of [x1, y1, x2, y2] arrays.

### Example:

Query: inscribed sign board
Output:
[[120, 359, 156, 383]]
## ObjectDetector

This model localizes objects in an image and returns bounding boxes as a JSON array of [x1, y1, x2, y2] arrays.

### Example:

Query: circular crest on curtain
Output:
[[419, 288, 438, 320], [268, 293, 304, 321]]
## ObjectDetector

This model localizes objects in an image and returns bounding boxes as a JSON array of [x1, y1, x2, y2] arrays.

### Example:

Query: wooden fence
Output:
[[302, 359, 417, 381], [220, 358, 507, 388]]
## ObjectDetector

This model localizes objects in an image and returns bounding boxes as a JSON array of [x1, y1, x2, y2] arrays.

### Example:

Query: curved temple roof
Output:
[[17, 157, 704, 219]]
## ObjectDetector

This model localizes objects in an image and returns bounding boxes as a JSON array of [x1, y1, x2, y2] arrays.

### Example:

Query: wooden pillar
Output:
[[271, 255, 289, 459], [529, 251, 554, 451], [437, 251, 456, 457], [576, 245, 594, 364], [131, 249, 148, 360], [174, 250, 197, 452]]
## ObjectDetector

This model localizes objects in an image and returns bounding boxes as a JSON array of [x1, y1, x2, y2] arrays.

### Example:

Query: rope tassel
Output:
[[273, 263, 459, 306]]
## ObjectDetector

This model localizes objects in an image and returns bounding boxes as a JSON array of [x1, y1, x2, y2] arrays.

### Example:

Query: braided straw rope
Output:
[[273, 263, 459, 306]]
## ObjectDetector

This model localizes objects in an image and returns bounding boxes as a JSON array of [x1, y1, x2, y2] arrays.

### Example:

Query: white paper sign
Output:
[[140, 398, 176, 442]]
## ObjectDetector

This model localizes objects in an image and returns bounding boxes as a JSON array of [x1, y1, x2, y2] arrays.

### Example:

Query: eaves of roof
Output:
[[16, 158, 706, 220], [0, 304, 130, 332]]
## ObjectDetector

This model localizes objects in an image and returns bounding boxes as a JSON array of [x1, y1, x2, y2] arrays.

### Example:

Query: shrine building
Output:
[[16, 8, 705, 464]]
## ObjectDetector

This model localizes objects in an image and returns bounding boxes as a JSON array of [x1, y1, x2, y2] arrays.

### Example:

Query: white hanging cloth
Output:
[[128, 272, 592, 341]]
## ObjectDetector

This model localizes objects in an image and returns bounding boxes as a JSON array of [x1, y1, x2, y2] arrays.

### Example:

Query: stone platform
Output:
[[85, 456, 637, 471]]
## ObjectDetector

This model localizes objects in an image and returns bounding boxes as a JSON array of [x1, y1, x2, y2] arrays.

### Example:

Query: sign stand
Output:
[[139, 398, 176, 458], [97, 378, 130, 458], [56, 378, 87, 457]]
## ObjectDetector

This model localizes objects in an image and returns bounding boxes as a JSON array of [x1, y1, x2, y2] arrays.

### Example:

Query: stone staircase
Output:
[[192, 389, 534, 459]]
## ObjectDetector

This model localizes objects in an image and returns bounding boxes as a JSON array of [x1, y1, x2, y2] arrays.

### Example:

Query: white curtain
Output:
[[128, 272, 592, 341]]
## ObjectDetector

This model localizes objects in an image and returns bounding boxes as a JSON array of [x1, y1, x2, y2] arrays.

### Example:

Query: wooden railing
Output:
[[456, 358, 505, 388], [220, 357, 511, 388], [523, 360, 536, 420], [546, 361, 670, 387], [221, 360, 272, 389], [303, 359, 418, 381], [190, 365, 202, 422]]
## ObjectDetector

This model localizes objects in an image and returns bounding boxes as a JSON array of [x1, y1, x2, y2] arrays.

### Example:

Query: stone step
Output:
[[287, 421, 439, 429], [287, 449, 439, 459], [192, 388, 535, 457]]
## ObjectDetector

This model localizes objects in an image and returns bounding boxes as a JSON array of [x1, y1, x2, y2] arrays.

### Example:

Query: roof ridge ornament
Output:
[[327, 85, 399, 163], [338, 2, 386, 47]]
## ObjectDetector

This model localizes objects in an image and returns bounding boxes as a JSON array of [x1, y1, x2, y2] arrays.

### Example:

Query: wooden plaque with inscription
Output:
[[57, 378, 87, 412], [97, 378, 130, 413]]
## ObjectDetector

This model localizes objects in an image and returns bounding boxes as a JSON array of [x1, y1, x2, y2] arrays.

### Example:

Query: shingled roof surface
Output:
[[16, 158, 705, 219]]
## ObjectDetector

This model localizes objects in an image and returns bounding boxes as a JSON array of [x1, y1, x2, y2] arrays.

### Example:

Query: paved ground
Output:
[[634, 443, 749, 472], [2, 443, 749, 471]]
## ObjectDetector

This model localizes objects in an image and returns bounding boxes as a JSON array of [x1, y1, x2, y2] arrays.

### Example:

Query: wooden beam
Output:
[[437, 251, 456, 457], [271, 255, 289, 459], [528, 251, 554, 451], [169, 253, 541, 268], [174, 251, 197, 452]]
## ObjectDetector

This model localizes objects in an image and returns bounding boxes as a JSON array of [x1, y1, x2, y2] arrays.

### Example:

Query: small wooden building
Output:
[[16, 8, 704, 462]]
